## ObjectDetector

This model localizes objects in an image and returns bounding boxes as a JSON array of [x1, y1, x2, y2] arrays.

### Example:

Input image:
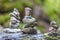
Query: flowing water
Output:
[[0, 31, 45, 40]]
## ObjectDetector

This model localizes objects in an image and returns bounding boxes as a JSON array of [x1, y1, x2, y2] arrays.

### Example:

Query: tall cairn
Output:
[[9, 8, 20, 28], [3, 8, 21, 33]]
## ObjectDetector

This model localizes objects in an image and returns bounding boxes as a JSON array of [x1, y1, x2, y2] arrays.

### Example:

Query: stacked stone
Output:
[[22, 7, 37, 34], [9, 8, 20, 28]]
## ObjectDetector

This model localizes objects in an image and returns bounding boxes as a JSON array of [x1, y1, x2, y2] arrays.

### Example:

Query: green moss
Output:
[[0, 14, 10, 24], [19, 22, 24, 29], [37, 25, 45, 33]]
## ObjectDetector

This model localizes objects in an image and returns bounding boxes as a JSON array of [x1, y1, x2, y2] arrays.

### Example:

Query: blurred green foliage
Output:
[[0, 14, 10, 24], [44, 0, 60, 26]]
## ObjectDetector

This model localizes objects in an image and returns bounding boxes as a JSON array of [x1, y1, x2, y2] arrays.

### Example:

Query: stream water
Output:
[[0, 31, 45, 40]]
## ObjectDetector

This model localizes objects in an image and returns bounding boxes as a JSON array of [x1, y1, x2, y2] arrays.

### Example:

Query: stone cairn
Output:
[[22, 7, 38, 34], [3, 8, 21, 33]]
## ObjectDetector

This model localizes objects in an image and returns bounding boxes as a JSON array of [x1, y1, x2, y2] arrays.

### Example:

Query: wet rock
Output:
[[22, 27, 37, 34], [0, 25, 4, 33]]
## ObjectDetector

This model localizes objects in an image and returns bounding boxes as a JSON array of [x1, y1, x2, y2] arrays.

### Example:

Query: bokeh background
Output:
[[0, 0, 60, 33]]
